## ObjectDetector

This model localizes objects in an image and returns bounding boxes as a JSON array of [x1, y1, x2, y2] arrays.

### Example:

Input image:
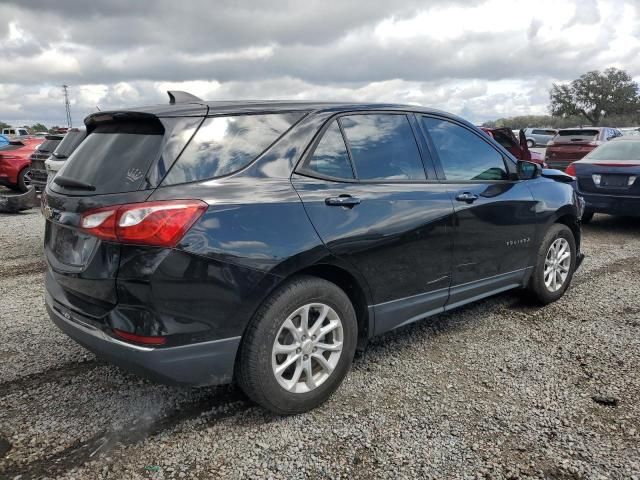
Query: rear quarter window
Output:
[[162, 112, 304, 185]]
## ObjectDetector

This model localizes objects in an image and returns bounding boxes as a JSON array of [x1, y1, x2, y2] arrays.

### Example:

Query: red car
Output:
[[545, 127, 622, 171], [480, 127, 545, 165], [0, 137, 43, 192]]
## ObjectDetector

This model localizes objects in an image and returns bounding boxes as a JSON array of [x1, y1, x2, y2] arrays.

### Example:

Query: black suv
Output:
[[43, 92, 583, 414]]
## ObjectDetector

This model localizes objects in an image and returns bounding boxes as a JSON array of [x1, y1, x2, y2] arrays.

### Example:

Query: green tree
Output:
[[0, 121, 10, 130], [549, 68, 640, 126], [29, 123, 48, 132]]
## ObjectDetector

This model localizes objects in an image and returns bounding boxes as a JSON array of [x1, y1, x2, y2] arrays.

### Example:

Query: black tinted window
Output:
[[422, 117, 508, 181], [340, 114, 425, 181], [53, 130, 86, 158], [307, 121, 354, 179], [163, 113, 303, 184], [55, 121, 164, 194], [37, 137, 63, 154]]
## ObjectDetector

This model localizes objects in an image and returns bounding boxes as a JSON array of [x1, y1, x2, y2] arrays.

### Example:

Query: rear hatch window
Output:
[[555, 129, 599, 143], [162, 112, 304, 185], [53, 120, 164, 195], [52, 130, 86, 159], [37, 136, 63, 155], [0, 141, 25, 152], [586, 141, 640, 161]]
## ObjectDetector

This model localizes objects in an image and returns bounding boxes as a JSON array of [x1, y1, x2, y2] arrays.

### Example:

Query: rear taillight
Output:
[[80, 199, 207, 247], [565, 163, 577, 176], [113, 328, 167, 346]]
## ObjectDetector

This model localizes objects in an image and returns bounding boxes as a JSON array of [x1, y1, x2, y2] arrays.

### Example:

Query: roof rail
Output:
[[167, 90, 203, 104]]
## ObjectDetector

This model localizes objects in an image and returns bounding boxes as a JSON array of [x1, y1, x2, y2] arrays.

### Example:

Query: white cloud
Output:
[[0, 0, 638, 126]]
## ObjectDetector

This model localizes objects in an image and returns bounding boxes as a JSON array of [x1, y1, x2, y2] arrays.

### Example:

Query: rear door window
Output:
[[339, 114, 426, 181], [163, 112, 304, 185], [54, 121, 164, 194], [422, 117, 509, 181]]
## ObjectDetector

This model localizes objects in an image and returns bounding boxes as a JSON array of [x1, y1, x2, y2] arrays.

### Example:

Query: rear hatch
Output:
[[546, 129, 601, 167], [575, 141, 640, 196], [43, 111, 205, 321], [30, 135, 63, 184]]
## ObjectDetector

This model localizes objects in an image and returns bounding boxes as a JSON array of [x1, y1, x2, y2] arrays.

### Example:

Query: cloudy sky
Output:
[[1, 0, 639, 127]]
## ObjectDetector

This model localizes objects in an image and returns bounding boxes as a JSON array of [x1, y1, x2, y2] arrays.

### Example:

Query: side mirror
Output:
[[517, 160, 541, 180]]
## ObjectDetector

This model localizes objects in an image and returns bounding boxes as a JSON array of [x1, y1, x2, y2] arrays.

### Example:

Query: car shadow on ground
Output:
[[583, 214, 640, 234]]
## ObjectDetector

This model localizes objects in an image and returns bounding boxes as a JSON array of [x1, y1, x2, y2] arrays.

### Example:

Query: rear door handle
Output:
[[455, 192, 479, 203], [325, 195, 361, 207]]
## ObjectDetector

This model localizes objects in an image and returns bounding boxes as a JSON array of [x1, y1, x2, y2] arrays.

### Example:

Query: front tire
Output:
[[527, 224, 576, 305], [237, 276, 357, 414], [526, 139, 535, 148]]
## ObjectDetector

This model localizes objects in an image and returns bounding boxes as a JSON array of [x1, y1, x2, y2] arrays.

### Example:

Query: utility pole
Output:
[[62, 85, 72, 128]]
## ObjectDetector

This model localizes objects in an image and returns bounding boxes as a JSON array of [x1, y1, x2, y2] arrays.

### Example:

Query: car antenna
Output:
[[167, 91, 203, 104]]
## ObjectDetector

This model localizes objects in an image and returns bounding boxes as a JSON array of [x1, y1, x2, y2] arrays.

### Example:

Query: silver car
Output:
[[524, 128, 558, 147]]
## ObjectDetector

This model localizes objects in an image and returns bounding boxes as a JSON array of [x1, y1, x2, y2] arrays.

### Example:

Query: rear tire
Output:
[[526, 224, 576, 305], [237, 275, 357, 414], [16, 166, 31, 193], [581, 210, 594, 224], [526, 139, 535, 148]]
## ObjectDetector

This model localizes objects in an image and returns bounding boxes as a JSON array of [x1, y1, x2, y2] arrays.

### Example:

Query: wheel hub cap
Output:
[[271, 303, 344, 394], [544, 238, 571, 293]]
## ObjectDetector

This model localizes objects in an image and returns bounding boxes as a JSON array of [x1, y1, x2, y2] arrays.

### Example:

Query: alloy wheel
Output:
[[23, 169, 32, 187], [271, 303, 344, 394], [544, 238, 571, 292]]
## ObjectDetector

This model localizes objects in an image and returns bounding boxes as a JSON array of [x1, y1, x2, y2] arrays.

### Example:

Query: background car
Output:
[[0, 137, 43, 191], [545, 127, 623, 170], [44, 128, 86, 184], [1, 127, 30, 138], [480, 127, 545, 165], [43, 93, 582, 414], [523, 128, 558, 147], [0, 134, 9, 148], [567, 136, 640, 222], [29, 133, 65, 190]]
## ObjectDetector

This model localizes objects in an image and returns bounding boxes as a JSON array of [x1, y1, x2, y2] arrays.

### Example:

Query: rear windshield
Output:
[[586, 141, 640, 161], [0, 142, 24, 151], [162, 112, 304, 185], [55, 121, 163, 194], [52, 130, 86, 159], [557, 129, 599, 140], [36, 137, 62, 154]]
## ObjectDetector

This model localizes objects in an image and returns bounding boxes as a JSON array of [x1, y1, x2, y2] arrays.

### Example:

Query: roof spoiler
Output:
[[167, 90, 203, 104]]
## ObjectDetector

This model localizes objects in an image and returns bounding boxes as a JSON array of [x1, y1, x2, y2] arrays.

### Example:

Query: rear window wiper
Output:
[[53, 176, 96, 191], [52, 153, 68, 159]]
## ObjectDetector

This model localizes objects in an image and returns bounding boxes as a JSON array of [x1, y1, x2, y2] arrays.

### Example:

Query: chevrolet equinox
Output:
[[43, 92, 583, 414]]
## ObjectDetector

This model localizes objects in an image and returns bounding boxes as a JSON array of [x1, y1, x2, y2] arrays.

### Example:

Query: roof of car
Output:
[[86, 98, 454, 121]]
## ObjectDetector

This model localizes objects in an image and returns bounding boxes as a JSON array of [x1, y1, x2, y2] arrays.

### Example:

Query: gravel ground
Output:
[[0, 191, 639, 479]]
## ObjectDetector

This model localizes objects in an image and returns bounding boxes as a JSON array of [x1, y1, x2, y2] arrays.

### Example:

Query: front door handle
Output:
[[325, 195, 361, 207], [455, 192, 479, 203]]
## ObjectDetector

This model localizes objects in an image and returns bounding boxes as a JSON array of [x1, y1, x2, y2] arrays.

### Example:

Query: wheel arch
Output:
[[549, 208, 581, 252]]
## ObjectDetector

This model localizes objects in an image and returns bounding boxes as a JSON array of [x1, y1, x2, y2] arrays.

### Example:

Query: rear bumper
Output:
[[46, 291, 240, 386], [580, 192, 640, 217]]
